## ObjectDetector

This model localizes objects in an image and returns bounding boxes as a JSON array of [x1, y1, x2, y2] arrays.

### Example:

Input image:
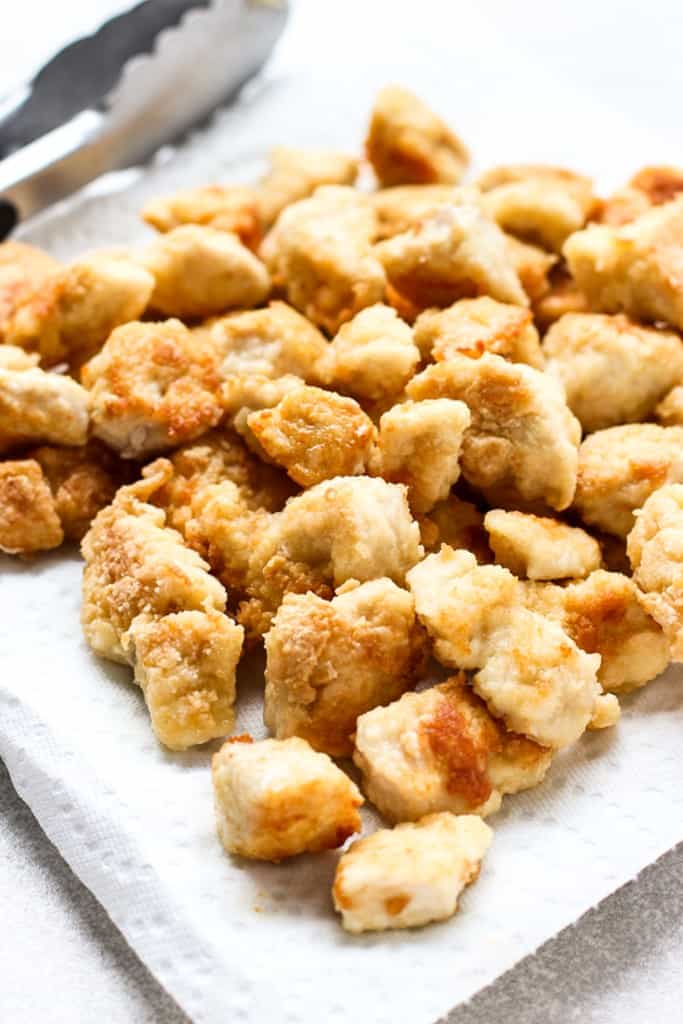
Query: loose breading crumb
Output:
[[572, 424, 683, 538], [0, 459, 64, 554], [484, 509, 602, 580], [142, 184, 262, 247], [258, 146, 359, 229], [264, 578, 425, 756], [212, 735, 363, 861], [0, 364, 89, 454], [588, 693, 621, 730], [413, 295, 544, 366], [627, 483, 683, 660], [353, 676, 552, 822], [366, 86, 469, 187], [544, 313, 683, 433], [333, 812, 491, 933]]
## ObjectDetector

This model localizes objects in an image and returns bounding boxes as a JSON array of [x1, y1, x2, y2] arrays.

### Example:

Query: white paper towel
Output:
[[2, 3, 683, 1021]]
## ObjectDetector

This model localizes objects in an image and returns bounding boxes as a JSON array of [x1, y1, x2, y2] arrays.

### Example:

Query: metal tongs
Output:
[[0, 0, 288, 238]]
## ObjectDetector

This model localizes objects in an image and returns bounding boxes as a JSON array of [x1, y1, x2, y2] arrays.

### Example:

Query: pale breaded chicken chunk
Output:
[[564, 198, 683, 330], [484, 509, 602, 580], [522, 570, 669, 693], [366, 86, 469, 187], [261, 186, 386, 334], [0, 345, 39, 370], [3, 253, 154, 366], [82, 319, 223, 458], [353, 677, 552, 822], [0, 242, 60, 339], [373, 398, 471, 514], [478, 164, 596, 253], [333, 812, 491, 934], [212, 735, 362, 861], [413, 296, 543, 366], [247, 385, 377, 487], [544, 313, 683, 433], [572, 424, 683, 538], [0, 459, 64, 554], [420, 494, 492, 563], [600, 166, 683, 227], [407, 352, 581, 511], [211, 301, 327, 384], [142, 184, 262, 247], [407, 547, 601, 748], [376, 201, 528, 311], [655, 385, 683, 427], [258, 146, 360, 229], [370, 185, 468, 240], [627, 483, 683, 660], [264, 579, 425, 756], [0, 364, 89, 453], [188, 475, 423, 637], [532, 263, 589, 330], [81, 467, 244, 747], [316, 303, 419, 403], [142, 225, 270, 319]]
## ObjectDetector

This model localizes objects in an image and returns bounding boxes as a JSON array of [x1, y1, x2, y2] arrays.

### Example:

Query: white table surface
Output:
[[1, 2, 682, 1021]]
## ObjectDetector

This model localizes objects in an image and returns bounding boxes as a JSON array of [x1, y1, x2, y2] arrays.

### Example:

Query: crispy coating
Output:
[[0, 364, 89, 453], [82, 319, 223, 458], [366, 86, 469, 187], [2, 253, 154, 366], [627, 483, 683, 660], [376, 201, 527, 310], [248, 385, 377, 487], [374, 399, 470, 514], [564, 198, 683, 330], [0, 242, 60, 342], [478, 164, 595, 252], [333, 812, 491, 934], [600, 166, 683, 227], [533, 263, 589, 330], [0, 459, 63, 554], [420, 495, 492, 562], [572, 424, 683, 538], [370, 185, 469, 240], [407, 352, 580, 511], [484, 509, 602, 580], [262, 186, 386, 333], [142, 225, 270, 319], [0, 345, 39, 370], [522, 570, 669, 693], [258, 146, 359, 228], [505, 235, 556, 304], [353, 677, 552, 822], [142, 184, 262, 247], [414, 296, 543, 367], [655, 385, 683, 427], [316, 303, 419, 402], [407, 547, 601, 747], [30, 442, 127, 541], [544, 313, 683, 432], [264, 579, 425, 756], [212, 735, 362, 861]]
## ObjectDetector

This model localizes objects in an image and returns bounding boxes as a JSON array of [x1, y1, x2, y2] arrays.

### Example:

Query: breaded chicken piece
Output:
[[373, 399, 470, 514], [420, 495, 492, 563], [564, 197, 683, 330], [264, 579, 425, 756], [366, 86, 469, 187], [522, 570, 669, 693], [3, 253, 154, 366], [142, 225, 270, 319], [484, 509, 602, 580], [188, 475, 423, 637], [0, 459, 64, 554], [0, 242, 60, 342], [478, 164, 595, 252], [212, 735, 362, 861], [407, 547, 601, 747], [210, 301, 327, 383], [655, 385, 683, 427], [572, 424, 683, 538], [333, 812, 491, 934], [353, 677, 552, 822], [82, 319, 222, 458], [0, 364, 89, 453], [0, 345, 39, 370], [533, 263, 589, 330], [261, 186, 386, 333], [407, 352, 581, 511], [600, 166, 683, 227], [370, 185, 469, 240], [81, 467, 243, 747], [142, 184, 262, 247], [316, 303, 419, 402], [544, 313, 683, 432], [247, 385, 377, 487], [413, 296, 543, 367], [30, 442, 127, 541], [258, 146, 359, 228], [627, 483, 683, 660], [376, 201, 527, 310], [505, 235, 556, 304]]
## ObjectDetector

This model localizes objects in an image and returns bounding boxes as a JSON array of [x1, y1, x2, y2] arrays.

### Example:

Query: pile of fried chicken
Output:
[[2, 86, 683, 934]]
